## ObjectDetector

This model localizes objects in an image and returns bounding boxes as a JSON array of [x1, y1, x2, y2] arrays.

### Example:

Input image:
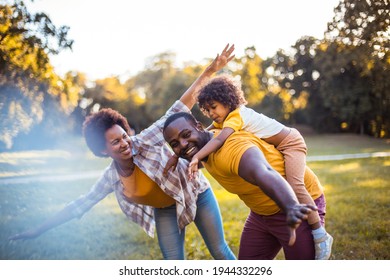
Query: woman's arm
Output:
[[137, 44, 235, 146], [9, 173, 113, 241], [9, 205, 77, 240], [179, 44, 235, 109]]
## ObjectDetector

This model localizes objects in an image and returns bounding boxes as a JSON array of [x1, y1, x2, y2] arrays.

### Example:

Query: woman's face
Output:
[[103, 124, 133, 162]]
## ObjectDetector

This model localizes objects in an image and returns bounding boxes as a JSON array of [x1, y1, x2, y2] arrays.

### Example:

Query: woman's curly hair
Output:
[[82, 108, 131, 157], [197, 75, 247, 117]]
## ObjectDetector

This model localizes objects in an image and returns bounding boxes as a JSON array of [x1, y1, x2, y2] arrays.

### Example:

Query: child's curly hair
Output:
[[197, 75, 247, 117], [82, 108, 131, 157]]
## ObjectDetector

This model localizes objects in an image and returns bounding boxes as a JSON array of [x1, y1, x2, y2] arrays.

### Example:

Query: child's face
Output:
[[203, 101, 230, 124]]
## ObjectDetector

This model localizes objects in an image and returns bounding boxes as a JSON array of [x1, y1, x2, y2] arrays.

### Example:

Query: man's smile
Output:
[[185, 146, 196, 155]]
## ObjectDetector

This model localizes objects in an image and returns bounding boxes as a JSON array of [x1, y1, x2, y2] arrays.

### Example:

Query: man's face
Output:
[[163, 117, 207, 162]]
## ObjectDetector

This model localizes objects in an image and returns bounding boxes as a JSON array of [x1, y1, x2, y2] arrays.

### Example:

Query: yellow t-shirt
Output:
[[203, 130, 323, 216], [120, 166, 175, 208]]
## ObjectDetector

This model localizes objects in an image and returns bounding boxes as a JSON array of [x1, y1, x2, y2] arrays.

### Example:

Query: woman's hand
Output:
[[206, 44, 235, 74], [9, 229, 40, 241], [163, 155, 179, 176]]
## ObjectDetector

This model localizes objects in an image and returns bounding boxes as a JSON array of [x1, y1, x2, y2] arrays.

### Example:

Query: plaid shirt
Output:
[[67, 100, 210, 237]]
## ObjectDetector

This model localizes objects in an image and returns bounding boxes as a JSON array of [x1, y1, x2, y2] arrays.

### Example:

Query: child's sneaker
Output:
[[314, 233, 333, 260]]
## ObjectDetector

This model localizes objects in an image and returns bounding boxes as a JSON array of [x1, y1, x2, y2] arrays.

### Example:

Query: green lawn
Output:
[[0, 133, 389, 260]]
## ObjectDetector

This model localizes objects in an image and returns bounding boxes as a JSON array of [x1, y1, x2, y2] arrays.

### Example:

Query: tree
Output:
[[134, 51, 177, 122], [251, 44, 314, 125], [324, 0, 390, 137], [237, 46, 267, 105], [0, 0, 75, 149]]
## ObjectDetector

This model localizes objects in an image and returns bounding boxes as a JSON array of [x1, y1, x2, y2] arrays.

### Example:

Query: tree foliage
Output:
[[0, 0, 75, 149], [1, 0, 389, 151], [240, 0, 390, 137], [322, 0, 390, 136]]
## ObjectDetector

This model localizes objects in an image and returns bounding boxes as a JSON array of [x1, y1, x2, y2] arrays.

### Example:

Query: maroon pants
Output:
[[238, 194, 326, 260]]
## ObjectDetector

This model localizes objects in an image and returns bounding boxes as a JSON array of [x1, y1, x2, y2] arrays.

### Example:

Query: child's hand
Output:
[[188, 158, 199, 180], [163, 155, 179, 176]]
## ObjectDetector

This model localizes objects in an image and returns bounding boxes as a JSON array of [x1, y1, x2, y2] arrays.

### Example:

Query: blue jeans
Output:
[[154, 188, 236, 260]]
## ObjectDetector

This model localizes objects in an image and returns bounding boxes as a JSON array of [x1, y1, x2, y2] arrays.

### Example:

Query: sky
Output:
[[28, 0, 341, 81]]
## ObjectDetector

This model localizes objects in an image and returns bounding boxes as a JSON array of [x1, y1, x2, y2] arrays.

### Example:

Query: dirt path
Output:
[[306, 151, 390, 162], [1, 170, 102, 185]]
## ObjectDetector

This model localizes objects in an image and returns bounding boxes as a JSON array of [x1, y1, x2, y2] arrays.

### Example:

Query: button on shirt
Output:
[[67, 100, 210, 237]]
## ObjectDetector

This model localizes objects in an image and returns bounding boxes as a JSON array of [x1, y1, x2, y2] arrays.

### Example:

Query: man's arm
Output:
[[179, 44, 235, 110], [238, 147, 299, 212], [237, 146, 316, 244]]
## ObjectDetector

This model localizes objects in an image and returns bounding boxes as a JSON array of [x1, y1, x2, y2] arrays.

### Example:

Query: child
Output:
[[164, 74, 333, 260]]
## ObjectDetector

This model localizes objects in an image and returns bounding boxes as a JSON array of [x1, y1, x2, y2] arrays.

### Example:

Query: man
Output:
[[163, 112, 331, 260]]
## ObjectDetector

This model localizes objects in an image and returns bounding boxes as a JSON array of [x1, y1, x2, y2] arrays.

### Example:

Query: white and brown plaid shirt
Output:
[[67, 101, 209, 237]]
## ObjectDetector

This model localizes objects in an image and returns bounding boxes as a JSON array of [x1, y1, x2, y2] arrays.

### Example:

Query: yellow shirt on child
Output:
[[213, 105, 284, 138]]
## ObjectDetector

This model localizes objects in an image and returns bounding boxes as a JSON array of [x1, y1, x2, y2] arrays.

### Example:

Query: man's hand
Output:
[[286, 204, 318, 246]]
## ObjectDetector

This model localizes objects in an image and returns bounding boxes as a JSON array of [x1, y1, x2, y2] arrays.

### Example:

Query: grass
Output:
[[308, 157, 390, 259], [0, 133, 389, 260]]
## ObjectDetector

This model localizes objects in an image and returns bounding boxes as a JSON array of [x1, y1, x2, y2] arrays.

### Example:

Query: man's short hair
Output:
[[82, 108, 131, 157], [163, 112, 198, 133]]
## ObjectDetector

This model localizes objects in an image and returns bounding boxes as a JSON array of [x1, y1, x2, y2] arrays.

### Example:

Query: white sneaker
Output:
[[314, 233, 333, 260]]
